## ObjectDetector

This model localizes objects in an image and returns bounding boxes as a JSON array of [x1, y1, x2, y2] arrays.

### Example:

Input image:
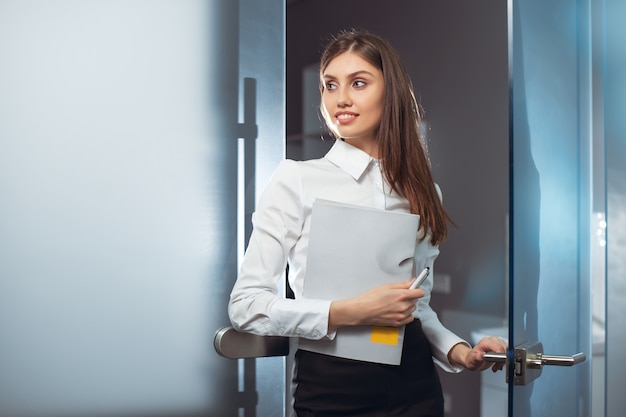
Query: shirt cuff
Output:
[[269, 297, 333, 340]]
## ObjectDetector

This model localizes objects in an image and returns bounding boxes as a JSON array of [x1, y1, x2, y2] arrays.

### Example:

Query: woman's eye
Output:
[[353, 80, 366, 88], [325, 82, 337, 90]]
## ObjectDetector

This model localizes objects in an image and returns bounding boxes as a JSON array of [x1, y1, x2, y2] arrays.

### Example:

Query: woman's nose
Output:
[[337, 87, 352, 107]]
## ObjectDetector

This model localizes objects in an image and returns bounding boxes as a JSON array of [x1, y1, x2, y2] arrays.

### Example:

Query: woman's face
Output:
[[322, 51, 384, 156]]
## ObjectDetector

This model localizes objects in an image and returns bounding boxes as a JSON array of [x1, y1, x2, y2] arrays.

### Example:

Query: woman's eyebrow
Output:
[[323, 70, 376, 79]]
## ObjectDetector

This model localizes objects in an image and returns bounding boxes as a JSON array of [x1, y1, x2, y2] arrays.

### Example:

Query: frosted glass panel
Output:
[[0, 1, 285, 416]]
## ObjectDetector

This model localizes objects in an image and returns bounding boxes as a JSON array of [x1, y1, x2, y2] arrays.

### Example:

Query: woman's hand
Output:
[[328, 280, 424, 330], [448, 336, 508, 372]]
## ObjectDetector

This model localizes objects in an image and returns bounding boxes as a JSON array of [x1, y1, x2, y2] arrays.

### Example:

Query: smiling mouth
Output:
[[336, 113, 357, 123]]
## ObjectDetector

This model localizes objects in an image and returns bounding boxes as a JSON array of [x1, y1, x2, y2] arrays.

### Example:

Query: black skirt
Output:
[[293, 320, 444, 417]]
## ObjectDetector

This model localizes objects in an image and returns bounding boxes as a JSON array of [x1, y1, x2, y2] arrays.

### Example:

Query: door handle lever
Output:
[[483, 352, 507, 363], [534, 352, 586, 367], [483, 341, 586, 385]]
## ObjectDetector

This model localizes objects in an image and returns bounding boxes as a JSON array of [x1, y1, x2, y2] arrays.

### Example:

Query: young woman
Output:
[[229, 29, 507, 417]]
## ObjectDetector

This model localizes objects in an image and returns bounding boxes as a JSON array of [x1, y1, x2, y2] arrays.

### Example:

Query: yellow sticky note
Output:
[[370, 326, 400, 345]]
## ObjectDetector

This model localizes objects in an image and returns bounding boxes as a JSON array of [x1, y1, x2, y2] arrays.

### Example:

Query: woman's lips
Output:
[[335, 112, 358, 124]]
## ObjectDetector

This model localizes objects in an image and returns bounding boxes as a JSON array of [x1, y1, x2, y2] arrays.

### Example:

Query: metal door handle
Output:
[[483, 351, 586, 366], [483, 341, 586, 385], [214, 326, 289, 359], [483, 352, 507, 363], [530, 352, 586, 367]]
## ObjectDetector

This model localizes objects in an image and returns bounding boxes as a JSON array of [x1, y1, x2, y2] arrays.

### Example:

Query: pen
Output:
[[409, 267, 430, 289]]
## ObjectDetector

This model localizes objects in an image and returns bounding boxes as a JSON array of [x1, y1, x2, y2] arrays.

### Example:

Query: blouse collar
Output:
[[325, 140, 378, 181]]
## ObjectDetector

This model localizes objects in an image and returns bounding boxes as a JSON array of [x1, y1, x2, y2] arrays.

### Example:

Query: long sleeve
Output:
[[228, 160, 332, 339], [414, 243, 470, 373], [412, 183, 470, 372]]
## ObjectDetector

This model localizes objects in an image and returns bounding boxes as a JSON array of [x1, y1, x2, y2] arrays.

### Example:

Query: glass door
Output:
[[506, 0, 593, 415], [0, 0, 286, 416]]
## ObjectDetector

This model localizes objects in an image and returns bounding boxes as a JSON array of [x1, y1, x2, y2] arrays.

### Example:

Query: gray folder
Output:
[[299, 199, 419, 365]]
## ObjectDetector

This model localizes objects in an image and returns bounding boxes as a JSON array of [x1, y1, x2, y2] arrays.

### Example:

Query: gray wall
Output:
[[286, 2, 508, 414]]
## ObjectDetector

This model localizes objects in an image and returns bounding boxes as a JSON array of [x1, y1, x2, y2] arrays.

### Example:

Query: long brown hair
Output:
[[319, 29, 453, 245]]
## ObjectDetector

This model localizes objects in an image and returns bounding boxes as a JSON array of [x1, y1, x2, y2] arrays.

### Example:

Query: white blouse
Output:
[[228, 139, 468, 372]]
